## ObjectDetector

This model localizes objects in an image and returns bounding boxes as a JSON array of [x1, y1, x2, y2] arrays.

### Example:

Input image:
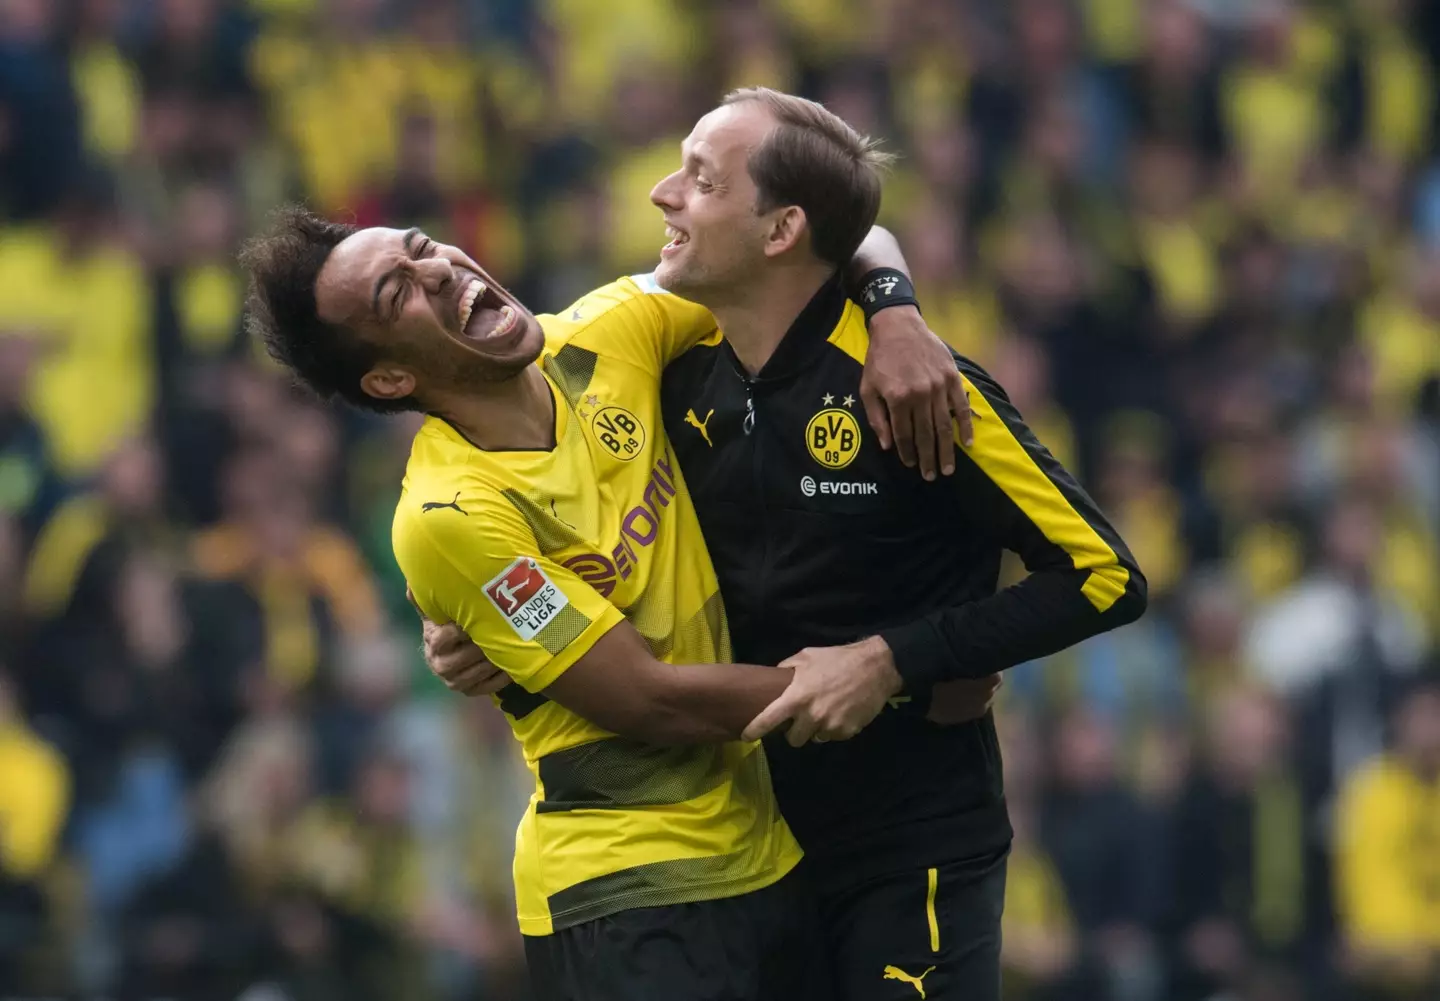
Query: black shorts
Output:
[[817, 847, 1008, 1001], [523, 869, 829, 1001]]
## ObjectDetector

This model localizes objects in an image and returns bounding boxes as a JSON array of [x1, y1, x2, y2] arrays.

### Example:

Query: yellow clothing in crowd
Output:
[[0, 228, 153, 476], [1336, 757, 1440, 951], [0, 721, 72, 881]]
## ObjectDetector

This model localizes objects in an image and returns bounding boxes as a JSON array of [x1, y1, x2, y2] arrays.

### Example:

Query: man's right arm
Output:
[[540, 619, 792, 744], [396, 492, 793, 745]]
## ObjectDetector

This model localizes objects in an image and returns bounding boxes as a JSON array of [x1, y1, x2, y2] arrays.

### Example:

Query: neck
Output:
[[706, 259, 838, 375], [425, 364, 554, 450]]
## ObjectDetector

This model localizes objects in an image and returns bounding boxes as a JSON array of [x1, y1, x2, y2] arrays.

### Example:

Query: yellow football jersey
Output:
[[394, 276, 802, 936]]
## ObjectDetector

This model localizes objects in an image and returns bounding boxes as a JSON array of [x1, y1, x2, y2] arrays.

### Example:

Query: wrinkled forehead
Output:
[[315, 226, 408, 325], [685, 102, 777, 168]]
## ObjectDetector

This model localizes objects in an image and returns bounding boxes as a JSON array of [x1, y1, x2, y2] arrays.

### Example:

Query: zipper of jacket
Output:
[[741, 373, 772, 648]]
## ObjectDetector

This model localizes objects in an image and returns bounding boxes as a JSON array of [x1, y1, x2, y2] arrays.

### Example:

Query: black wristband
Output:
[[856, 268, 920, 320]]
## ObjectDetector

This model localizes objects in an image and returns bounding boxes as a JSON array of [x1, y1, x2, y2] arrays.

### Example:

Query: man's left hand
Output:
[[860, 305, 974, 481], [742, 636, 902, 746]]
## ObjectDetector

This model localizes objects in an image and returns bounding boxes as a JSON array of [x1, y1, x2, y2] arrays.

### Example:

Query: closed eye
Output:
[[391, 240, 440, 316]]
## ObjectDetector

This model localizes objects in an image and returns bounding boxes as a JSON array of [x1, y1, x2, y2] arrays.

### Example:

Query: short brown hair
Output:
[[723, 87, 893, 267]]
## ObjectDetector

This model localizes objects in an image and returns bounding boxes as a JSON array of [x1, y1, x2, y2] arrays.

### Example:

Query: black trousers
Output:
[[818, 847, 1009, 1001], [523, 869, 827, 1001]]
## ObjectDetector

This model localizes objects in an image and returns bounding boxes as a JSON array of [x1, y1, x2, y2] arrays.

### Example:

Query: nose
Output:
[[414, 255, 454, 293], [650, 169, 683, 211]]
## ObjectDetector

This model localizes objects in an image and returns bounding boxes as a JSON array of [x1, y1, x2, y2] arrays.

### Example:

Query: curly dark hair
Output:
[[239, 205, 420, 414]]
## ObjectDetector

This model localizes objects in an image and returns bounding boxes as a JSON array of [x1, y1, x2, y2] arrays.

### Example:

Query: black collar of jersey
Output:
[[721, 271, 847, 385]]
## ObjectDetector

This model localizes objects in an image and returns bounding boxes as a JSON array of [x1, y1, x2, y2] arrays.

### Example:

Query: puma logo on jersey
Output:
[[422, 492, 466, 515], [883, 966, 935, 998], [685, 408, 714, 447]]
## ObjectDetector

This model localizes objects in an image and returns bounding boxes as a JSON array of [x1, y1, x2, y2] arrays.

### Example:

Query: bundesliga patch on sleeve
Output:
[[484, 557, 571, 641]]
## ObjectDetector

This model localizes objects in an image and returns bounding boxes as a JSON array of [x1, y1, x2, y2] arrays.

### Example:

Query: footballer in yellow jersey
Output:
[[240, 209, 879, 1000], [392, 273, 804, 936]]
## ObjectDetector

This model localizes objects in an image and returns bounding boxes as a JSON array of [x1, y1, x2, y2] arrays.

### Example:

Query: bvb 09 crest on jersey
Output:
[[806, 406, 861, 469], [591, 405, 646, 461]]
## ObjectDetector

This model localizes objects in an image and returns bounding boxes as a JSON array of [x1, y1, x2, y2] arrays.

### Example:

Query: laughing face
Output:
[[648, 101, 779, 303], [314, 226, 545, 405]]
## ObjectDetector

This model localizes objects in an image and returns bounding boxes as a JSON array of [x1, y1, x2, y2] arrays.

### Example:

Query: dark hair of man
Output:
[[239, 205, 419, 414], [722, 87, 894, 268]]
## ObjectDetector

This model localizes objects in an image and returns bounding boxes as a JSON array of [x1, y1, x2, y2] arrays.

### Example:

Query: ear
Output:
[[762, 205, 808, 258], [360, 365, 418, 404]]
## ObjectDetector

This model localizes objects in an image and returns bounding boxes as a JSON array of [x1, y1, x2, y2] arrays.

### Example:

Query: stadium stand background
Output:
[[2, 0, 1439, 998]]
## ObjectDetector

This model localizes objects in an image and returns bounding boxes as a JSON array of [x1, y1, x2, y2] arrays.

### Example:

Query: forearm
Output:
[[881, 568, 1147, 688], [846, 225, 911, 286], [882, 358, 1148, 688], [639, 661, 794, 744]]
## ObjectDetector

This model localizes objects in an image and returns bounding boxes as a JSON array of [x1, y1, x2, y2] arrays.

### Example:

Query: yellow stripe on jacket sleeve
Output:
[[825, 312, 1128, 611], [963, 380, 1129, 612]]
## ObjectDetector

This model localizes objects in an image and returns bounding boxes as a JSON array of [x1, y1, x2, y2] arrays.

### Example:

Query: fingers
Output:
[[814, 720, 861, 742], [890, 396, 919, 469], [742, 687, 806, 741], [425, 620, 469, 659], [911, 392, 939, 481], [949, 373, 974, 449], [421, 618, 497, 697], [932, 388, 956, 478], [745, 696, 863, 745], [983, 673, 1003, 710], [468, 670, 512, 696], [456, 665, 510, 697], [429, 645, 509, 694], [784, 707, 821, 748], [859, 382, 894, 452], [446, 665, 494, 695], [433, 645, 488, 677], [431, 631, 490, 674]]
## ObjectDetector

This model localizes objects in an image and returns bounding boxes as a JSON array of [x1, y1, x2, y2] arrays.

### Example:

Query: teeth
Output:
[[665, 225, 687, 244], [458, 280, 485, 330], [491, 305, 516, 337]]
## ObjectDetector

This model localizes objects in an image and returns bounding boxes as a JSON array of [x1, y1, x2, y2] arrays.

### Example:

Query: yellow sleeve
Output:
[[1335, 763, 1418, 946], [393, 490, 626, 694], [540, 274, 718, 374]]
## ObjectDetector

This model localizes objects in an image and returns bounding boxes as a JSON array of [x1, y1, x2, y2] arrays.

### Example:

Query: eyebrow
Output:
[[371, 227, 422, 319]]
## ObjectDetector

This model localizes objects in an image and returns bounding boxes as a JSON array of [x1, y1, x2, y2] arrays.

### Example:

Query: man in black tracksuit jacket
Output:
[[658, 269, 1146, 998], [646, 91, 1146, 1000]]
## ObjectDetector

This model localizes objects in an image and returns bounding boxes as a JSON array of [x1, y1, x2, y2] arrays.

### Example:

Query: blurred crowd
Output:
[[2, 0, 1440, 999]]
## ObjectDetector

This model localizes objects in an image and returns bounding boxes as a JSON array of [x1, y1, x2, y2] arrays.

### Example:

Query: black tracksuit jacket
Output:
[[659, 277, 1148, 887]]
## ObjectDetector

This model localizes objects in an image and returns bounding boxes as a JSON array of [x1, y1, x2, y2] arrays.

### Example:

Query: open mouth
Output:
[[661, 224, 690, 255], [456, 276, 520, 343]]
